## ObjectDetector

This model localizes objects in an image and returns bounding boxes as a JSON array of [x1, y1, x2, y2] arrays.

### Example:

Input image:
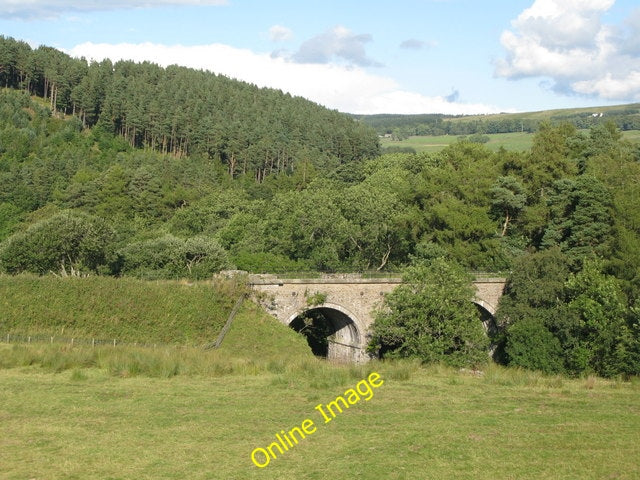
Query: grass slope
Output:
[[0, 274, 315, 371], [447, 103, 640, 123], [0, 275, 312, 356], [0, 275, 240, 344]]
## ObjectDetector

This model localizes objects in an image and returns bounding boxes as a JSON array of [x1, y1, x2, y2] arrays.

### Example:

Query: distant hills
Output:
[[352, 103, 640, 137]]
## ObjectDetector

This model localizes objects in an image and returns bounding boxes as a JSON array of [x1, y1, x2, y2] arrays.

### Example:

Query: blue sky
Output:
[[1, 0, 639, 114]]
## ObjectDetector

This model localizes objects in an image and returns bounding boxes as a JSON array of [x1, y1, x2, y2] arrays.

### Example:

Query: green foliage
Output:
[[0, 36, 640, 376], [499, 254, 639, 377], [369, 258, 489, 367], [0, 36, 379, 176], [118, 234, 231, 280], [0, 211, 115, 275], [357, 105, 640, 138], [497, 247, 571, 318], [340, 180, 407, 270], [562, 260, 634, 377], [496, 248, 572, 372], [230, 251, 309, 273], [468, 133, 490, 144], [541, 176, 614, 262], [490, 176, 526, 236], [262, 187, 351, 271], [0, 202, 22, 241], [305, 292, 327, 306], [504, 318, 565, 374]]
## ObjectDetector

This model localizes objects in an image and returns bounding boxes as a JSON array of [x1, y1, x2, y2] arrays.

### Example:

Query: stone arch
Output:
[[286, 302, 365, 363], [472, 299, 496, 317], [472, 299, 498, 335]]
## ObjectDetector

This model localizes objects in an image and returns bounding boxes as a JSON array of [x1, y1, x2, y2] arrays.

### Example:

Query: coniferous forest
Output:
[[1, 36, 640, 376]]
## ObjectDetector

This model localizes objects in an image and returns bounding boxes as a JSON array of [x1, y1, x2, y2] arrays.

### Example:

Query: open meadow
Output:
[[1, 350, 639, 480]]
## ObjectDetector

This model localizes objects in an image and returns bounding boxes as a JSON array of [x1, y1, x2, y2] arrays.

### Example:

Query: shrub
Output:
[[0, 210, 115, 275], [504, 318, 565, 374], [118, 234, 231, 280], [368, 258, 489, 368]]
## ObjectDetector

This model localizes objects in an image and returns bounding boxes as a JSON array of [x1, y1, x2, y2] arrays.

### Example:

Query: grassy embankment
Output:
[[0, 274, 314, 373], [1, 275, 639, 479], [0, 274, 249, 345], [381, 130, 640, 153]]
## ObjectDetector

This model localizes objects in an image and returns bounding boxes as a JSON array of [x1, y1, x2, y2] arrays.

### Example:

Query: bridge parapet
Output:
[[248, 273, 403, 285]]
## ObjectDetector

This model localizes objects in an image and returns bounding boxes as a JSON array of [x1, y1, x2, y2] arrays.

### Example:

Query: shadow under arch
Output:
[[287, 303, 362, 362], [472, 299, 498, 334], [472, 299, 501, 360]]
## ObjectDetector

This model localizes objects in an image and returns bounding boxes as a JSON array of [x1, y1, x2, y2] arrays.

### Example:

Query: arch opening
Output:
[[473, 302, 500, 360], [473, 302, 498, 336], [289, 307, 361, 362]]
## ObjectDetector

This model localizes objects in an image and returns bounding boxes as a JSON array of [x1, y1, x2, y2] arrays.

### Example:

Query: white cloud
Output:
[[268, 25, 293, 42], [399, 39, 432, 50], [68, 41, 503, 115], [0, 0, 227, 19], [291, 26, 382, 67], [573, 71, 640, 99], [496, 0, 640, 101]]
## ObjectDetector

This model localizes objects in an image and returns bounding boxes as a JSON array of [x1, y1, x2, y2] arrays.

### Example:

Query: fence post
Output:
[[50, 336, 53, 344], [6, 334, 9, 343], [92, 338, 95, 348], [28, 336, 31, 343], [113, 339, 116, 347], [71, 338, 74, 346]]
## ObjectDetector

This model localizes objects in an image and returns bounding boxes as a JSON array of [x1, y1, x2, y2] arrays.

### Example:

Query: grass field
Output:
[[444, 103, 640, 124], [1, 355, 639, 480], [381, 130, 640, 154]]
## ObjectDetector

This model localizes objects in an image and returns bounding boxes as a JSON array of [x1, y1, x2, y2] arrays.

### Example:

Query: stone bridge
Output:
[[249, 274, 506, 363]]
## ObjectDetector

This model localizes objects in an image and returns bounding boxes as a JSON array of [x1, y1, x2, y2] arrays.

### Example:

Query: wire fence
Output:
[[0, 332, 200, 349]]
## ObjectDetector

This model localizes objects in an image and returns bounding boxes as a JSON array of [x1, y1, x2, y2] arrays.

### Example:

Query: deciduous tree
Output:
[[369, 258, 488, 367]]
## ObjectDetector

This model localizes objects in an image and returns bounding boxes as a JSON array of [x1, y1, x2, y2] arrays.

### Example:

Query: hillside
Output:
[[379, 130, 640, 154], [0, 275, 233, 344], [0, 36, 379, 176]]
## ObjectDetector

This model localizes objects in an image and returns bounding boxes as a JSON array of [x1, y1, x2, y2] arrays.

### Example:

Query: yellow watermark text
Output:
[[250, 372, 384, 468]]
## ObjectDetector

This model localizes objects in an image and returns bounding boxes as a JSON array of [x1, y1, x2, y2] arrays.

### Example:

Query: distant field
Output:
[[446, 103, 640, 123], [381, 132, 535, 153], [623, 129, 640, 142], [381, 129, 640, 154]]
